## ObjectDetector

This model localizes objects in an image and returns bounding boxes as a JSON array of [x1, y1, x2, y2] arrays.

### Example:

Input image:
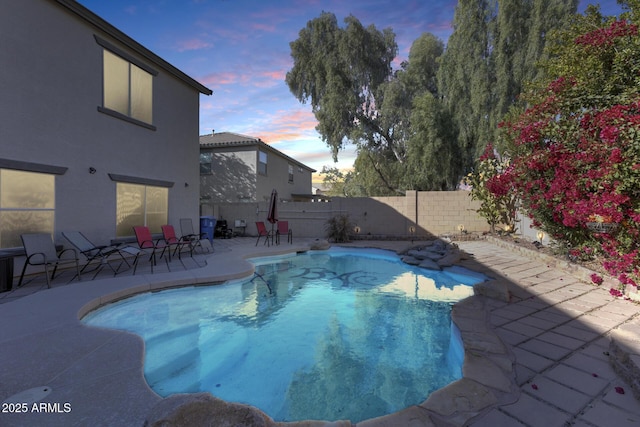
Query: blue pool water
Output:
[[82, 247, 486, 422]]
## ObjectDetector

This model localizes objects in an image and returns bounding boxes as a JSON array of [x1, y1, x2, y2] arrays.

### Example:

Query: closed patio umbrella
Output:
[[267, 189, 278, 244]]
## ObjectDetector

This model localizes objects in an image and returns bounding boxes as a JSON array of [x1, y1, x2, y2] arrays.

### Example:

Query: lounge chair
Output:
[[255, 221, 273, 246], [18, 233, 82, 288], [179, 218, 212, 253], [276, 221, 293, 245], [161, 224, 191, 258], [62, 231, 140, 278], [133, 226, 171, 272]]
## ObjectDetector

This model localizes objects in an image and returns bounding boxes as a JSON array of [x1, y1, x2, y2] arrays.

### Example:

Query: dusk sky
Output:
[[78, 0, 623, 181]]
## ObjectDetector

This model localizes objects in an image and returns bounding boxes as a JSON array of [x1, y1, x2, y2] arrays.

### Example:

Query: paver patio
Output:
[[1, 238, 639, 426]]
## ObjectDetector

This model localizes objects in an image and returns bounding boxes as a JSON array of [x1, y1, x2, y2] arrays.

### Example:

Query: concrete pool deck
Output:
[[1, 237, 640, 426]]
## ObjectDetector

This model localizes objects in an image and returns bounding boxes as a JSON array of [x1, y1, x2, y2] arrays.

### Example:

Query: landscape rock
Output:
[[402, 240, 466, 270], [310, 239, 331, 250], [144, 393, 275, 427], [437, 252, 462, 267], [402, 255, 421, 266], [419, 258, 442, 270]]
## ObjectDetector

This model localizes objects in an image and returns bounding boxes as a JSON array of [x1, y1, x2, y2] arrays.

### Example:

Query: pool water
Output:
[[82, 247, 486, 423]]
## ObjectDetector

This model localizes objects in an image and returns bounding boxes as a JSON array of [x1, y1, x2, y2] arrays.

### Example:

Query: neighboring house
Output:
[[199, 132, 316, 208], [0, 0, 212, 249]]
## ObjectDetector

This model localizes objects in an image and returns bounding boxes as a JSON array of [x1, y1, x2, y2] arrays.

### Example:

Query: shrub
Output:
[[325, 214, 354, 243], [464, 144, 519, 234], [497, 10, 640, 292]]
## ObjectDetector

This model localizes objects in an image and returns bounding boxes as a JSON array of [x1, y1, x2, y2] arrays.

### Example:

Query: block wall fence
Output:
[[212, 190, 492, 239]]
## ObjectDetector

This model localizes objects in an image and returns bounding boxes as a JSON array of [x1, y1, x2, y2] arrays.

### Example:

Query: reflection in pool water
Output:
[[82, 247, 486, 422]]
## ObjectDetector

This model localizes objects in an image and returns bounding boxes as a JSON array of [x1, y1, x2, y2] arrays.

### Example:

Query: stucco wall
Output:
[[1, 1, 203, 246], [200, 145, 313, 206], [213, 191, 490, 239]]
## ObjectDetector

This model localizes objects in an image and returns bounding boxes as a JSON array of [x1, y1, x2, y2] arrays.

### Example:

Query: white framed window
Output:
[[288, 164, 294, 183], [258, 150, 268, 175], [0, 169, 55, 248], [116, 183, 168, 237]]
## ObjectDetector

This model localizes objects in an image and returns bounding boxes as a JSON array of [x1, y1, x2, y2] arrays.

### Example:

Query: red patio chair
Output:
[[276, 221, 292, 245], [133, 226, 170, 272], [255, 221, 273, 246], [161, 224, 191, 258]]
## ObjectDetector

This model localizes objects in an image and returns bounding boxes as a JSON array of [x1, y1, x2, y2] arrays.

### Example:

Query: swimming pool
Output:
[[82, 247, 487, 423]]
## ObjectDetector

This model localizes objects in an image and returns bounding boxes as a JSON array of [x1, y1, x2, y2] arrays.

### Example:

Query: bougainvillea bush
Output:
[[464, 144, 518, 234], [497, 4, 640, 294]]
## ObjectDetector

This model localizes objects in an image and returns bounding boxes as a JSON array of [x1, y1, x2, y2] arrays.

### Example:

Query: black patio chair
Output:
[[18, 233, 82, 288], [62, 231, 139, 278]]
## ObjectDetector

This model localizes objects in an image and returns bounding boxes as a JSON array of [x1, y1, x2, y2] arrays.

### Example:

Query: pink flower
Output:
[[615, 386, 625, 394], [591, 274, 604, 285], [610, 288, 624, 298]]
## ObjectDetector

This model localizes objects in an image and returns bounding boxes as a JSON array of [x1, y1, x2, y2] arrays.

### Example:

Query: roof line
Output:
[[54, 0, 213, 96], [200, 134, 316, 172]]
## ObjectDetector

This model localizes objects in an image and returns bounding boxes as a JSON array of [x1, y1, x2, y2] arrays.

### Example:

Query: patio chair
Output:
[[161, 224, 191, 259], [62, 231, 140, 278], [255, 221, 273, 246], [276, 221, 293, 245], [179, 218, 212, 254], [133, 226, 171, 272], [18, 233, 82, 288]]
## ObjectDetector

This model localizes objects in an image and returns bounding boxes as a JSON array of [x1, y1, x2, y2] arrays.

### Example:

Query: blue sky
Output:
[[78, 0, 623, 180]]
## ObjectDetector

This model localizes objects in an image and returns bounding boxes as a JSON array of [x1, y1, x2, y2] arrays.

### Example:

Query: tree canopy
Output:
[[288, 2, 578, 196], [286, 13, 397, 160]]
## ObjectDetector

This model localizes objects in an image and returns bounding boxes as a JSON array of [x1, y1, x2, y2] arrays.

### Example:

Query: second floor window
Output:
[[258, 150, 267, 175], [200, 153, 212, 174], [288, 164, 294, 183], [103, 50, 153, 124]]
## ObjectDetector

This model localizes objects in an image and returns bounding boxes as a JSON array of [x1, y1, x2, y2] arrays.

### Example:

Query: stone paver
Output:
[[459, 240, 640, 427]]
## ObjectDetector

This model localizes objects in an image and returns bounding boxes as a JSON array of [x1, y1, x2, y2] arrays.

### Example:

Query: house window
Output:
[[200, 153, 212, 174], [101, 49, 154, 127], [258, 150, 267, 175], [288, 164, 294, 183], [0, 169, 55, 248], [115, 183, 168, 237]]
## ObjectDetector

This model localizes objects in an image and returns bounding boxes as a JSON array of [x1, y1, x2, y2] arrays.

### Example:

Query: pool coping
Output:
[[0, 238, 517, 427]]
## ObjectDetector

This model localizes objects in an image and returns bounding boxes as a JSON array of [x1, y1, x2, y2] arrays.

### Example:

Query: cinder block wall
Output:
[[417, 191, 487, 235], [214, 191, 491, 239]]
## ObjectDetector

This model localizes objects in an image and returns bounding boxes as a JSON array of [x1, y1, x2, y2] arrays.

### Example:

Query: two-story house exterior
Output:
[[0, 0, 212, 249], [199, 132, 315, 210]]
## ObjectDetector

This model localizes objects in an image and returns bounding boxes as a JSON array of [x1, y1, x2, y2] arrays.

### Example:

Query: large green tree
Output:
[[438, 0, 496, 174], [406, 93, 461, 190], [439, 0, 578, 171], [287, 14, 448, 195], [286, 13, 398, 161], [288, 2, 576, 196]]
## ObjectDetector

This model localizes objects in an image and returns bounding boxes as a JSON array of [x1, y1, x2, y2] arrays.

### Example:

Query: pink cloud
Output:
[[175, 38, 213, 52], [253, 109, 318, 143], [199, 71, 242, 87]]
